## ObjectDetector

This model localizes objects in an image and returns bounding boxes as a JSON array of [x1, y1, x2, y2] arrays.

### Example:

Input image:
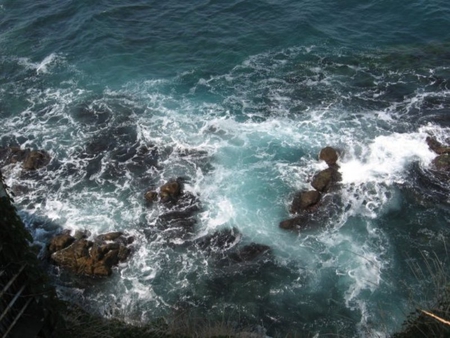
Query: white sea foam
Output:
[[17, 53, 62, 74]]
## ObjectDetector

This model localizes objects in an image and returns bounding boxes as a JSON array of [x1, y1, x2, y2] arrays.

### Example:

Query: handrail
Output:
[[0, 265, 25, 299], [2, 297, 33, 338], [0, 284, 27, 323]]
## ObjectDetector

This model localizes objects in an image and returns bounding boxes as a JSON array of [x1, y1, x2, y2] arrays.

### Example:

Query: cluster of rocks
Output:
[[0, 147, 51, 170], [144, 183, 272, 267], [279, 146, 342, 231], [48, 231, 134, 277], [144, 178, 201, 240], [427, 136, 450, 171]]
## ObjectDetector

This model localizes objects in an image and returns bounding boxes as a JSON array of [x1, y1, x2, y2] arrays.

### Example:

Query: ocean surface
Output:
[[2, 0, 450, 336]]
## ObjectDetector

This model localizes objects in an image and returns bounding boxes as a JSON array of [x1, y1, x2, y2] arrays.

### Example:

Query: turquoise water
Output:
[[2, 1, 450, 336]]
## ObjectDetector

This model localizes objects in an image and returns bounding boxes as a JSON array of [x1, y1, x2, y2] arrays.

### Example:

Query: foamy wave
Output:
[[17, 53, 63, 75]]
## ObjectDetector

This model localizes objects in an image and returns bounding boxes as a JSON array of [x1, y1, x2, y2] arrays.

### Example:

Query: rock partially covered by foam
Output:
[[49, 231, 134, 277], [0, 147, 51, 170], [426, 136, 450, 155], [281, 146, 342, 231], [159, 179, 182, 203], [311, 167, 342, 192], [319, 146, 339, 166], [432, 154, 450, 171]]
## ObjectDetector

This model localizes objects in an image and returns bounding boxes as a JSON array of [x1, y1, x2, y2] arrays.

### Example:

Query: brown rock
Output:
[[51, 239, 93, 269], [48, 233, 75, 255], [432, 154, 450, 171], [311, 167, 342, 192], [118, 245, 130, 262], [290, 190, 321, 214], [144, 190, 158, 202], [426, 136, 450, 155], [22, 150, 51, 170], [96, 232, 123, 242], [319, 147, 339, 166], [159, 180, 182, 202]]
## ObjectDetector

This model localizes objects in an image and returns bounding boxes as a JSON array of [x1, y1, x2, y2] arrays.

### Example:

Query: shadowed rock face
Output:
[[49, 231, 134, 277], [290, 190, 321, 214], [426, 136, 450, 155], [432, 154, 450, 171], [311, 167, 342, 192]]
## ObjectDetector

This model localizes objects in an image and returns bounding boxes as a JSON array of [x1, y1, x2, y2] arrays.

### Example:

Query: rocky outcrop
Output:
[[319, 146, 339, 166], [426, 136, 450, 172], [432, 154, 450, 171], [311, 167, 342, 192], [280, 146, 341, 231], [290, 190, 321, 214], [0, 147, 51, 170], [144, 178, 201, 242], [49, 231, 133, 277], [48, 232, 75, 255], [426, 136, 450, 155]]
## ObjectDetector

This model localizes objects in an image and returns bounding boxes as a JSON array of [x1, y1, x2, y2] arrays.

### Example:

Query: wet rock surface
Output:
[[49, 231, 134, 277], [281, 146, 342, 231], [426, 136, 450, 155], [290, 190, 321, 214], [0, 147, 51, 170], [319, 146, 339, 166]]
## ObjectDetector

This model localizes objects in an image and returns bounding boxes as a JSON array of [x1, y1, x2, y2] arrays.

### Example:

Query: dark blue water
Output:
[[2, 1, 450, 336]]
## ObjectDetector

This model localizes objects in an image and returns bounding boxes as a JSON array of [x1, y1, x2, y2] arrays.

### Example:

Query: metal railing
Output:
[[0, 247, 35, 338]]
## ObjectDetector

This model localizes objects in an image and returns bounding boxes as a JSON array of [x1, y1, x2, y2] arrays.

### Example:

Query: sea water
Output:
[[1, 0, 450, 336]]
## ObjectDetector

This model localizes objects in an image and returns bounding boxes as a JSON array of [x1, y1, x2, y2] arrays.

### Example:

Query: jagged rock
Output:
[[311, 167, 342, 192], [22, 150, 51, 170], [319, 147, 339, 166], [48, 233, 75, 255], [144, 190, 158, 203], [290, 190, 321, 214], [96, 232, 123, 242], [159, 179, 182, 203], [426, 136, 450, 154], [49, 231, 133, 277], [74, 229, 90, 240], [432, 154, 450, 171]]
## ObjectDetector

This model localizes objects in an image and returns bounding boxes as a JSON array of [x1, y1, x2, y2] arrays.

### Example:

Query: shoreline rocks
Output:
[[427, 136, 450, 172], [0, 146, 51, 170], [280, 146, 342, 231], [48, 231, 134, 277]]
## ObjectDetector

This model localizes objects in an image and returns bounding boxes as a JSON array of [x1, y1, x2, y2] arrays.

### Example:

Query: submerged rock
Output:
[[194, 227, 242, 252], [279, 214, 311, 230], [227, 243, 271, 263], [49, 231, 133, 277]]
